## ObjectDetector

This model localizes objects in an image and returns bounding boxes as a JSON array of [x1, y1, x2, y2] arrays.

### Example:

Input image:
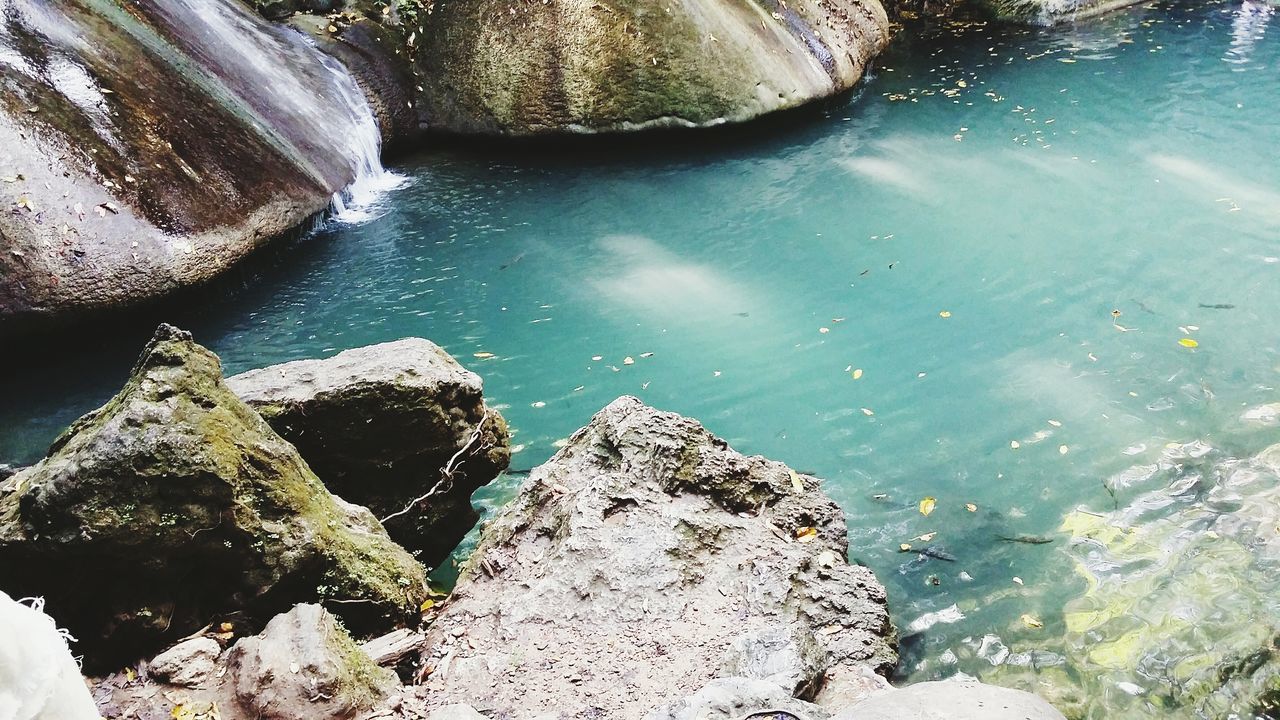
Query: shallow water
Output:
[[3, 0, 1280, 714]]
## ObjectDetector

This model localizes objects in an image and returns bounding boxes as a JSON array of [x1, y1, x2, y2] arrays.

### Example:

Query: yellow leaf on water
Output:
[[1020, 613, 1044, 629], [899, 543, 913, 551], [795, 526, 818, 543], [1179, 337, 1199, 348], [965, 503, 978, 512], [790, 469, 804, 493], [939, 310, 952, 318], [852, 368, 864, 380], [919, 497, 937, 516], [473, 352, 495, 359]]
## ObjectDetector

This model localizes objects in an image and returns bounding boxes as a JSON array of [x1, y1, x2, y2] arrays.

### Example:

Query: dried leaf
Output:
[[1178, 337, 1199, 348], [913, 531, 937, 542], [919, 497, 937, 516], [795, 526, 818, 543], [852, 368, 864, 380], [789, 469, 804, 493], [965, 503, 977, 512], [623, 356, 635, 365], [899, 543, 913, 551], [939, 310, 952, 318], [1020, 613, 1044, 629]]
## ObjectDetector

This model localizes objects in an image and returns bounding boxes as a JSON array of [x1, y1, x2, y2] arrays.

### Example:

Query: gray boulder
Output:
[[228, 604, 398, 720], [830, 679, 1066, 719], [148, 637, 223, 688], [0, 325, 429, 668], [413, 0, 890, 135], [721, 627, 827, 699], [226, 338, 510, 565], [413, 396, 896, 718]]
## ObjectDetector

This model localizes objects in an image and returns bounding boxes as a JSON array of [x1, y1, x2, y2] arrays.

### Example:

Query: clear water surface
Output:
[[3, 0, 1279, 715]]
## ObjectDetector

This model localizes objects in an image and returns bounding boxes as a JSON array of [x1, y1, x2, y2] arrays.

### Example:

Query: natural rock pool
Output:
[[2, 0, 1278, 715]]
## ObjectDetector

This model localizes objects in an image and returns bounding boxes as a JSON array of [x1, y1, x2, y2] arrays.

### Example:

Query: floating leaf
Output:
[[640, 352, 654, 358], [591, 355, 603, 361], [531, 401, 546, 408], [795, 526, 818, 543], [899, 543, 913, 552], [472, 351, 495, 359], [623, 356, 635, 365], [914, 531, 937, 542], [1012, 576, 1024, 585], [1010, 440, 1021, 449], [1047, 419, 1062, 427], [819, 327, 830, 334], [1059, 445, 1069, 455], [919, 497, 937, 516], [1020, 613, 1044, 629], [965, 503, 978, 512], [852, 368, 864, 380], [1179, 337, 1199, 348], [861, 407, 875, 416], [939, 310, 952, 318]]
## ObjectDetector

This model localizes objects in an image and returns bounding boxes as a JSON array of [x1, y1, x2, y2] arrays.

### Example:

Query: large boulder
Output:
[[413, 0, 890, 135], [226, 338, 510, 566], [0, 0, 387, 338], [0, 325, 429, 668], [410, 396, 896, 718]]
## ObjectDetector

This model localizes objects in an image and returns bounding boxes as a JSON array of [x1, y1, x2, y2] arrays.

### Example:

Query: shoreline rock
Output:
[[227, 338, 511, 567], [0, 325, 428, 668], [407, 396, 897, 718]]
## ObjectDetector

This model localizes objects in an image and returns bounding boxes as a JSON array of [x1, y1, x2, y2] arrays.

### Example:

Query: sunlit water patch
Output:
[[2, 0, 1279, 715]]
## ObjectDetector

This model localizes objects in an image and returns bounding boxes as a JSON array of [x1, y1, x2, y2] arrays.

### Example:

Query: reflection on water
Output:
[[1, 0, 1278, 715]]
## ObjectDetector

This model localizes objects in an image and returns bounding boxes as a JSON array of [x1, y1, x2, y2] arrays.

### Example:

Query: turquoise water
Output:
[[4, 0, 1280, 713]]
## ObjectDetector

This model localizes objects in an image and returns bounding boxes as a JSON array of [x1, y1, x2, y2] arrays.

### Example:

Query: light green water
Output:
[[3, 0, 1279, 715]]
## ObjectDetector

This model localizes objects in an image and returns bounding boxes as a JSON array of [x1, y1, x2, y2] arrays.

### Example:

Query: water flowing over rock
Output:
[[0, 325, 428, 668], [226, 338, 511, 567], [0, 0, 393, 337], [407, 396, 896, 718], [413, 0, 890, 135]]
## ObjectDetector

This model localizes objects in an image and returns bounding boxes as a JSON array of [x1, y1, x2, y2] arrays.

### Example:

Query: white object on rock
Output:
[[0, 591, 99, 720]]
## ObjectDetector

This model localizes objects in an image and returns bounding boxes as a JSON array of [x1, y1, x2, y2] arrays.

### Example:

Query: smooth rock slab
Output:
[[148, 637, 222, 688], [227, 338, 510, 566], [831, 679, 1066, 719], [412, 396, 896, 718]]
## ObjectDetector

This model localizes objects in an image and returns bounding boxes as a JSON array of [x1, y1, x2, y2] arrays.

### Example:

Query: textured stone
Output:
[[148, 637, 223, 688], [228, 604, 398, 720], [414, 0, 890, 135], [227, 338, 510, 566], [0, 325, 428, 668], [646, 677, 831, 720], [829, 679, 1066, 720], [412, 396, 896, 718]]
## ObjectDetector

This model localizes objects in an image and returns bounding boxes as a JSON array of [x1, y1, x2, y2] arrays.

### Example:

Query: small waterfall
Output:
[[138, 0, 406, 224], [316, 52, 408, 225]]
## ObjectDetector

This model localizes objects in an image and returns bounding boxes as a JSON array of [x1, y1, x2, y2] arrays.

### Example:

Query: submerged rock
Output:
[[0, 0, 386, 337], [976, 0, 1146, 23], [226, 338, 510, 566], [0, 325, 428, 668], [410, 396, 896, 718], [414, 0, 890, 135]]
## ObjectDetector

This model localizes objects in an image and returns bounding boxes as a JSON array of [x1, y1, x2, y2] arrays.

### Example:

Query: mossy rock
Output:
[[0, 325, 428, 669], [413, 0, 891, 135]]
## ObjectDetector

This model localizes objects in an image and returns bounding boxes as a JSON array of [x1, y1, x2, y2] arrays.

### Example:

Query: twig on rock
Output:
[[379, 414, 491, 525]]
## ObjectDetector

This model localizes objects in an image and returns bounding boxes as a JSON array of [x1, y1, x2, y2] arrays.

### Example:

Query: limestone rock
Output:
[[226, 338, 510, 565], [228, 604, 397, 720], [829, 679, 1066, 720], [425, 705, 491, 720], [0, 0, 383, 337], [0, 325, 428, 668], [413, 0, 890, 135], [811, 665, 893, 710], [148, 637, 223, 688], [414, 396, 896, 718], [720, 626, 827, 699], [646, 678, 831, 720]]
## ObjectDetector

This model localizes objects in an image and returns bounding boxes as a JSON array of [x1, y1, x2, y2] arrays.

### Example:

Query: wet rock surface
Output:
[[0, 325, 428, 668], [226, 338, 510, 566], [0, 0, 379, 337], [413, 0, 890, 135], [407, 396, 896, 718]]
